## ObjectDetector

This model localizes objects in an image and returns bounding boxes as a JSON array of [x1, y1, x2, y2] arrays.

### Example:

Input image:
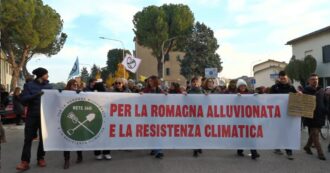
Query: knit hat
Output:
[[32, 67, 48, 79], [236, 79, 247, 88]]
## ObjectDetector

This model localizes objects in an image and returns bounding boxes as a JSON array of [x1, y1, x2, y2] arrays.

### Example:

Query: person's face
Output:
[[309, 76, 319, 87], [128, 82, 134, 88], [279, 75, 289, 85], [41, 73, 49, 81], [70, 82, 78, 90], [238, 85, 247, 92], [170, 84, 175, 90], [207, 80, 214, 89], [148, 79, 157, 88], [90, 81, 96, 88], [114, 81, 123, 89], [191, 80, 200, 88]]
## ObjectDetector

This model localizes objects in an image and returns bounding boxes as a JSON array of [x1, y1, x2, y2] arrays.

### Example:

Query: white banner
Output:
[[121, 55, 141, 73], [41, 90, 301, 151], [205, 68, 218, 78]]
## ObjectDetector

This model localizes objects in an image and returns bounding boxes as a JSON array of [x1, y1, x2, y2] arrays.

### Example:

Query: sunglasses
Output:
[[114, 82, 122, 85]]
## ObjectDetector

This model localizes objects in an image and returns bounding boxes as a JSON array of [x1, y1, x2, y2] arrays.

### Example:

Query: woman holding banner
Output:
[[111, 78, 131, 93], [235, 79, 260, 160], [187, 77, 204, 157], [203, 78, 218, 94], [142, 75, 166, 159], [63, 79, 83, 169]]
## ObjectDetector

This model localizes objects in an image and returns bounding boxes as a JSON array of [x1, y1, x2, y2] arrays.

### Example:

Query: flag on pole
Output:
[[121, 55, 141, 73], [68, 57, 80, 80]]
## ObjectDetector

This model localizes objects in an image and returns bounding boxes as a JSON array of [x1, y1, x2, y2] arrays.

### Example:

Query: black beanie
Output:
[[32, 67, 48, 78]]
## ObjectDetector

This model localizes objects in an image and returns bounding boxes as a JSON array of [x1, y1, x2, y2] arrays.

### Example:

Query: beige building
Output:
[[135, 41, 186, 86], [286, 25, 330, 87], [0, 50, 12, 92], [253, 59, 287, 88]]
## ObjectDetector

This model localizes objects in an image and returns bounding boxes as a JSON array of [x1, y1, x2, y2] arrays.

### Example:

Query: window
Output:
[[166, 68, 170, 76], [323, 45, 330, 63], [325, 77, 330, 87]]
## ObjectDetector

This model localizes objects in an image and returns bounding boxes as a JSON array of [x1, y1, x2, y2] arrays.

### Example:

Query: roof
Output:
[[253, 59, 286, 71], [286, 25, 330, 45]]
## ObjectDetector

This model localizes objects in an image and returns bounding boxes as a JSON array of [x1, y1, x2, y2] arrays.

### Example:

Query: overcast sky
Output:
[[28, 0, 330, 82]]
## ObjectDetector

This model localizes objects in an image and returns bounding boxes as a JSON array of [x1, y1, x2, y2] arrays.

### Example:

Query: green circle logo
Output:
[[60, 101, 103, 141]]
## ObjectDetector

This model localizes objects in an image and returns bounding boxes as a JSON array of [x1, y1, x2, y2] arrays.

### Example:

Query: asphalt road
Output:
[[1, 124, 330, 173]]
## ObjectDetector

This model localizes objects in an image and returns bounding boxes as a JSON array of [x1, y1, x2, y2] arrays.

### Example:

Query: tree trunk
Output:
[[9, 46, 29, 91], [22, 59, 31, 79], [10, 68, 20, 91], [157, 56, 163, 79]]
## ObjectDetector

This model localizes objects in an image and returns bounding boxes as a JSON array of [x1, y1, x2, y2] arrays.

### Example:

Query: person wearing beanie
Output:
[[270, 71, 297, 160], [235, 79, 260, 160], [186, 77, 204, 157], [16, 67, 52, 171]]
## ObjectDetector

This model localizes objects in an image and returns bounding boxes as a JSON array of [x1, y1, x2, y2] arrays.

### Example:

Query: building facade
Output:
[[286, 26, 330, 87], [0, 50, 12, 92], [135, 42, 186, 86], [253, 59, 287, 88]]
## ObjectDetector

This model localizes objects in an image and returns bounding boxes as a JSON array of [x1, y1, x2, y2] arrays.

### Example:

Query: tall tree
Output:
[[90, 64, 100, 79], [285, 55, 317, 86], [80, 67, 90, 83], [178, 22, 222, 80], [133, 4, 194, 78], [0, 0, 66, 90]]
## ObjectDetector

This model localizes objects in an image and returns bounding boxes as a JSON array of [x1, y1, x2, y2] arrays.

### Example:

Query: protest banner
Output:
[[288, 93, 316, 118], [41, 90, 301, 151]]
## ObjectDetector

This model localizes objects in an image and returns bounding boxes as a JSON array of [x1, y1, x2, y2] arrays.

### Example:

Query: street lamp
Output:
[[99, 36, 126, 78]]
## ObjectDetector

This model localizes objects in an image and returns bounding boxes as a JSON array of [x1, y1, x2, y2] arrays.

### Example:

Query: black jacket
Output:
[[21, 80, 52, 117], [13, 95, 24, 115], [270, 83, 297, 94], [303, 86, 327, 128]]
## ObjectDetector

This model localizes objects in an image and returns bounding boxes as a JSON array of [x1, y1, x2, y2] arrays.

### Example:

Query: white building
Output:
[[253, 59, 287, 88], [0, 50, 12, 92], [286, 26, 330, 87]]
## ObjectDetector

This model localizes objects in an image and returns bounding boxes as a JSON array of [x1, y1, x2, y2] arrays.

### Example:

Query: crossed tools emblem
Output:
[[67, 112, 96, 136]]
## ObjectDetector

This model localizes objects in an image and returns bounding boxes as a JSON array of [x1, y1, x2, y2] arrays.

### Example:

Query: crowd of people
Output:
[[0, 67, 330, 171]]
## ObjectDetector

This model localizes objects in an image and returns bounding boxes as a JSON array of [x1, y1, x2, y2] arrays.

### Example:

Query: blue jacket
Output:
[[21, 80, 52, 117]]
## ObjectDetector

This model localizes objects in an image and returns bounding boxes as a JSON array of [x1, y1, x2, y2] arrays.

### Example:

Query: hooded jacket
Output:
[[21, 79, 52, 117]]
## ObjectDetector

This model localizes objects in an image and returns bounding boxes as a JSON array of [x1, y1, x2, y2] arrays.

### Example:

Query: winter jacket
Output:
[[13, 95, 25, 115], [303, 86, 327, 128], [0, 91, 9, 110], [112, 87, 131, 93], [270, 83, 297, 94], [187, 87, 204, 94], [21, 80, 52, 117], [143, 87, 164, 94]]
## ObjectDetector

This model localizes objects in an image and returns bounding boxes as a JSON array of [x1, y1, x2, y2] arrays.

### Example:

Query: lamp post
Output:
[[99, 36, 126, 78]]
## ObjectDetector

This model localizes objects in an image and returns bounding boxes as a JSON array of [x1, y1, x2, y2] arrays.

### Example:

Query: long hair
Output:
[[146, 75, 160, 88], [65, 79, 77, 90], [13, 87, 21, 96]]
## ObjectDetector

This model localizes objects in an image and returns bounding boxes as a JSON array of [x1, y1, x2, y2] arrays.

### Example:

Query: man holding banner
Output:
[[270, 71, 298, 160], [303, 73, 327, 160], [17, 68, 53, 171]]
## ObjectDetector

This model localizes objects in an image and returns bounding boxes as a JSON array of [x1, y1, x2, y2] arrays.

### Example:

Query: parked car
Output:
[[0, 96, 27, 123]]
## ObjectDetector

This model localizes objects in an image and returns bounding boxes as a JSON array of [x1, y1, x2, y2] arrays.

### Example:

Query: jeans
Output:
[[21, 116, 45, 162]]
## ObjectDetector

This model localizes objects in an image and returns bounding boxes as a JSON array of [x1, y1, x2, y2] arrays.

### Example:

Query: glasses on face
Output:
[[72, 83, 78, 86], [115, 82, 122, 85]]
